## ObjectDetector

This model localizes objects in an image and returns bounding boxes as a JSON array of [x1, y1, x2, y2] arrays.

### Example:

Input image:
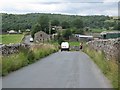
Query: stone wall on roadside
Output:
[[0, 43, 30, 56], [87, 38, 120, 62]]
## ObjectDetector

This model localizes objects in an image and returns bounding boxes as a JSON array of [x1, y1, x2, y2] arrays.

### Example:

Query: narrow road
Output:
[[2, 51, 112, 88], [23, 35, 33, 45]]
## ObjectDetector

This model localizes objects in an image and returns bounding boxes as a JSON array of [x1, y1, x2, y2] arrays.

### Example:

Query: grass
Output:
[[91, 28, 116, 33], [91, 28, 106, 33], [49, 40, 59, 46], [83, 44, 119, 89], [30, 43, 58, 61], [0, 56, 2, 76], [50, 41, 80, 46], [1, 52, 28, 76], [0, 34, 24, 44], [0, 35, 2, 44], [1, 43, 59, 76], [69, 41, 80, 46]]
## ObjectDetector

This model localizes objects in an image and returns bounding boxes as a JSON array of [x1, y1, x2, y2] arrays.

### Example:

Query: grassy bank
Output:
[[1, 43, 58, 76], [83, 44, 118, 89], [0, 34, 24, 44]]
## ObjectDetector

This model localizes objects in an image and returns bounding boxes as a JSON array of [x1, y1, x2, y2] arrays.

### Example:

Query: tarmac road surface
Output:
[[23, 35, 33, 45], [2, 51, 112, 88]]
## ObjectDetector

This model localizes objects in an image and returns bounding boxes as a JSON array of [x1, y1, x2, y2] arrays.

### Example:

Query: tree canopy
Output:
[[62, 29, 72, 40], [38, 15, 49, 34], [61, 21, 70, 29], [2, 13, 118, 32], [72, 19, 84, 29], [51, 19, 60, 26], [31, 23, 41, 38]]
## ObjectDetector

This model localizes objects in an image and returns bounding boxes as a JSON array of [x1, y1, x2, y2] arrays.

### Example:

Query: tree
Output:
[[38, 15, 49, 34], [61, 21, 70, 29], [72, 19, 84, 34], [118, 22, 120, 31], [51, 29, 57, 34], [51, 20, 60, 26], [73, 19, 84, 29], [2, 13, 112, 33], [113, 21, 120, 30], [71, 27, 84, 34], [31, 23, 41, 38], [63, 29, 72, 40], [57, 32, 64, 45], [74, 29, 84, 34]]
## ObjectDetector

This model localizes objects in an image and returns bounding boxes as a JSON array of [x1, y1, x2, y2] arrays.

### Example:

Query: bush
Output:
[[62, 29, 72, 40], [58, 37, 64, 45], [27, 50, 35, 64]]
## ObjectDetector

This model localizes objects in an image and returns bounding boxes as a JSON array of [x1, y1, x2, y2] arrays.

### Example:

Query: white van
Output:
[[61, 42, 69, 51], [30, 37, 33, 42]]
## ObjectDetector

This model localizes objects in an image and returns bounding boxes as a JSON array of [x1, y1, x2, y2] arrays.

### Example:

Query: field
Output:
[[0, 34, 24, 44], [91, 28, 117, 33], [69, 41, 80, 46]]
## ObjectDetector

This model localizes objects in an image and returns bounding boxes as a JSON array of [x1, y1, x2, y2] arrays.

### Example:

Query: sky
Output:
[[0, 0, 119, 16]]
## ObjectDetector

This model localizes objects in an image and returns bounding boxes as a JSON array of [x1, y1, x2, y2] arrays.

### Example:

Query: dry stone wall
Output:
[[0, 43, 30, 56], [87, 38, 120, 62]]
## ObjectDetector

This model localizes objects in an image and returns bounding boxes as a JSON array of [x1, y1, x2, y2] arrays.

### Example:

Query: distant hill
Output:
[[2, 13, 117, 32]]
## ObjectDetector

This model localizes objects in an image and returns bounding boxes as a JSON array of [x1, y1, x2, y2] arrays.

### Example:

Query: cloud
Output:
[[0, 0, 118, 16], [103, 0, 119, 2]]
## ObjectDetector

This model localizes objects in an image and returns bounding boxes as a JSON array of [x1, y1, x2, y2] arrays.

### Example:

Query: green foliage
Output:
[[51, 19, 60, 26], [2, 52, 28, 76], [57, 32, 64, 45], [31, 23, 41, 38], [73, 19, 84, 29], [91, 28, 106, 33], [71, 27, 77, 33], [69, 41, 80, 46], [2, 14, 32, 32], [70, 18, 84, 34], [113, 22, 120, 31], [38, 15, 49, 34], [58, 37, 64, 45], [104, 19, 120, 31], [75, 29, 84, 34], [71, 27, 84, 34], [2, 13, 116, 32], [61, 21, 70, 29], [27, 50, 35, 63], [31, 15, 50, 38], [32, 44, 59, 60], [62, 29, 72, 40]]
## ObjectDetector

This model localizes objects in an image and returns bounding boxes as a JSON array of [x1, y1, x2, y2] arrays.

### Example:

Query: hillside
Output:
[[1, 13, 118, 32]]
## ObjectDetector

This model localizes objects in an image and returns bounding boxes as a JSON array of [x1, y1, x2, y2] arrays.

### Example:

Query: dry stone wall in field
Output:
[[0, 43, 30, 56], [87, 38, 120, 62]]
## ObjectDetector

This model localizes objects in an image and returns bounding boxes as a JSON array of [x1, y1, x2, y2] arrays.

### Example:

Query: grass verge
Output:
[[83, 44, 118, 89], [1, 43, 59, 76]]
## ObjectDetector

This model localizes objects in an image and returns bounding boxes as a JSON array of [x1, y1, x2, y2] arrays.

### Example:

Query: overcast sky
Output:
[[0, 0, 119, 16]]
